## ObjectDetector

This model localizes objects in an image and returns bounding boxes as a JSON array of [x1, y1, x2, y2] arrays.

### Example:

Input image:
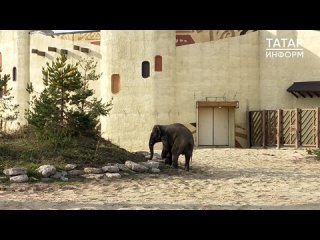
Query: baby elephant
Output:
[[148, 123, 194, 171]]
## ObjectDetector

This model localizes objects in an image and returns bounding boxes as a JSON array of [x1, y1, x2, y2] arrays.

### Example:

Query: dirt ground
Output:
[[1, 147, 320, 210]]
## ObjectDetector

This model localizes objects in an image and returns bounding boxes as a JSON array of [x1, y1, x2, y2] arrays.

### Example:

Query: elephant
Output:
[[148, 123, 194, 171]]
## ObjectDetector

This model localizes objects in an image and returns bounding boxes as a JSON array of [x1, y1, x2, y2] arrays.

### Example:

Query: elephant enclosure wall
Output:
[[175, 31, 260, 148], [249, 108, 320, 149]]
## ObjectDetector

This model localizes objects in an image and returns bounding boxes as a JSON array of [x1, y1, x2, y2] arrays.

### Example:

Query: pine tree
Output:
[[0, 68, 19, 133], [68, 57, 112, 136], [26, 54, 112, 144]]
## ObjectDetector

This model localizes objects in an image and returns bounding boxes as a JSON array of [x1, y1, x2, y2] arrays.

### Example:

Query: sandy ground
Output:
[[1, 147, 320, 210]]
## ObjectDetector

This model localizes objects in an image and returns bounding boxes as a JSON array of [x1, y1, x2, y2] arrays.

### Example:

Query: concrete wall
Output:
[[30, 33, 101, 100], [175, 31, 260, 147], [0, 30, 30, 130], [259, 30, 320, 110], [100, 30, 176, 151], [3, 30, 320, 150], [0, 30, 101, 132]]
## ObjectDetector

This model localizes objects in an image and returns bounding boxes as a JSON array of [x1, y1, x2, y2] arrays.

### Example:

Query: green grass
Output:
[[307, 148, 320, 160], [0, 131, 145, 173]]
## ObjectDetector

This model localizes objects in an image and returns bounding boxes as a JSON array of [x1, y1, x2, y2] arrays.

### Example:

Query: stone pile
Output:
[[0, 155, 163, 183], [3, 168, 29, 183]]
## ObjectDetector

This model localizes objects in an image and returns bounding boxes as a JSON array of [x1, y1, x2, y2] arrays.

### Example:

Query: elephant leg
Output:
[[161, 147, 168, 159], [164, 151, 172, 165], [185, 154, 191, 171], [168, 152, 172, 165], [171, 153, 179, 169]]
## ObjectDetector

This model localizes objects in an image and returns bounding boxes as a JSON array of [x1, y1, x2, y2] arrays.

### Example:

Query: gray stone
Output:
[[150, 168, 160, 173], [134, 151, 150, 157], [120, 172, 131, 176], [82, 174, 104, 180], [37, 165, 56, 177], [117, 164, 135, 173], [30, 177, 39, 181], [10, 175, 29, 183], [61, 171, 68, 177], [65, 164, 77, 171], [50, 172, 62, 179], [105, 173, 121, 178], [3, 167, 27, 176], [68, 170, 84, 176], [0, 176, 8, 181], [84, 167, 103, 174], [125, 161, 148, 173], [150, 159, 166, 169], [102, 165, 120, 173], [60, 177, 68, 181], [140, 161, 160, 169]]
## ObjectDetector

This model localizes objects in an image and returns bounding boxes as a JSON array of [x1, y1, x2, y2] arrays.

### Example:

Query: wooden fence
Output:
[[248, 108, 320, 148]]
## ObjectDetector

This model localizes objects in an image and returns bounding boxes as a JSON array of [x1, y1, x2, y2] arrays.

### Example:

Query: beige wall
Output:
[[0, 30, 30, 130], [30, 33, 101, 100], [175, 31, 260, 147], [0, 31, 101, 132], [3, 30, 320, 150], [259, 30, 320, 110], [100, 30, 176, 151]]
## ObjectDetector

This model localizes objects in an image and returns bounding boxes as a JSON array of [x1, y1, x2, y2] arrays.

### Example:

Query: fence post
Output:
[[296, 108, 301, 148], [246, 111, 251, 148], [316, 107, 320, 148], [277, 109, 283, 149], [262, 110, 266, 148]]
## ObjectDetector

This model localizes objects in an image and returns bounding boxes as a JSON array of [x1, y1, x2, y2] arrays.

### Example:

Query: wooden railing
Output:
[[248, 108, 320, 148]]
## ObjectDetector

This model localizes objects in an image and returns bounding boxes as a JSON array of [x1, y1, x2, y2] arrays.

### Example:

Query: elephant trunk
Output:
[[149, 141, 154, 160]]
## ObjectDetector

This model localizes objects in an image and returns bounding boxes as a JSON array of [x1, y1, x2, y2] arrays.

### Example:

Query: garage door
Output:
[[198, 107, 229, 146]]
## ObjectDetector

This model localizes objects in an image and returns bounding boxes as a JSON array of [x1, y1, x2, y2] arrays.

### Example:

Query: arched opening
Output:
[[12, 67, 17, 81], [142, 61, 150, 78], [155, 55, 162, 72], [111, 74, 120, 94]]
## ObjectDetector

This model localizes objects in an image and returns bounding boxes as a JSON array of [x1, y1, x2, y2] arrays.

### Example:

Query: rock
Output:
[[0, 176, 8, 181], [30, 177, 39, 181], [82, 174, 104, 180], [68, 170, 84, 176], [150, 168, 160, 173], [0, 134, 3, 138], [117, 164, 135, 173], [102, 166, 120, 173], [10, 175, 29, 183], [65, 164, 77, 171], [134, 151, 150, 157], [61, 171, 68, 177], [120, 172, 130, 176], [84, 167, 103, 174], [140, 161, 160, 169], [60, 177, 68, 181], [150, 159, 166, 169], [125, 161, 148, 173], [105, 173, 121, 178], [3, 167, 27, 176], [37, 165, 56, 177], [50, 172, 62, 179]]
